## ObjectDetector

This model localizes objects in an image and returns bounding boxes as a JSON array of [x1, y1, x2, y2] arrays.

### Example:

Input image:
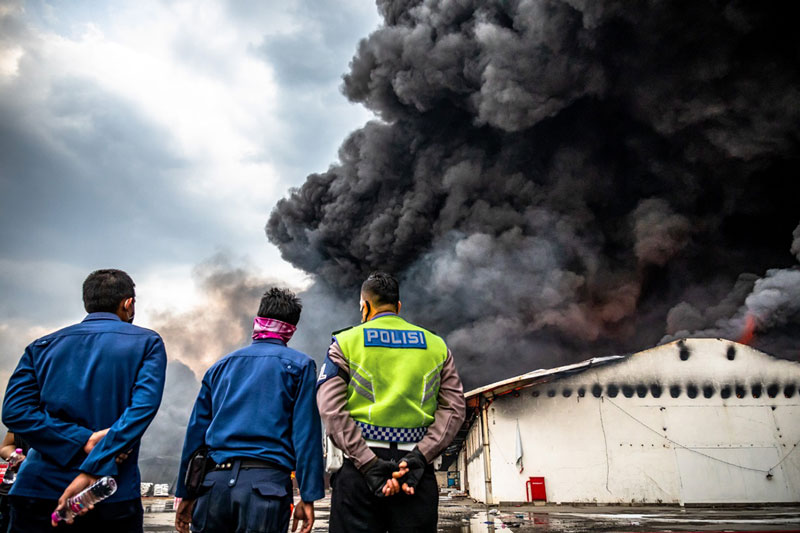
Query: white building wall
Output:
[[461, 339, 800, 504], [463, 417, 486, 503]]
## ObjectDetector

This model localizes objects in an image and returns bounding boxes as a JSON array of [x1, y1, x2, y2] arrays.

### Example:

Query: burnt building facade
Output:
[[454, 339, 800, 504]]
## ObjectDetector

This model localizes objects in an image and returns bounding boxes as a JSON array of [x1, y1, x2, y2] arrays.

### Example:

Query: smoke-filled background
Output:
[[269, 0, 800, 389], [3, 0, 800, 488]]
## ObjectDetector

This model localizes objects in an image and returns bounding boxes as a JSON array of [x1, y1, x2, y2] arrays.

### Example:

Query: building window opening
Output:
[[577, 388, 586, 397], [720, 385, 731, 399], [703, 384, 715, 399], [726, 346, 736, 360], [562, 388, 572, 398], [650, 384, 662, 398], [547, 390, 556, 398], [785, 384, 797, 398], [679, 344, 690, 361], [622, 385, 634, 398], [687, 384, 698, 399], [592, 384, 602, 398], [670, 385, 681, 398], [735, 384, 746, 398], [767, 383, 779, 398], [751, 384, 762, 398], [532, 390, 540, 397], [607, 384, 620, 398], [636, 385, 648, 398]]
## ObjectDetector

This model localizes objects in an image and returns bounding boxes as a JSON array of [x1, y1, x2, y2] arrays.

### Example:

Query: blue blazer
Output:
[[2, 312, 167, 502]]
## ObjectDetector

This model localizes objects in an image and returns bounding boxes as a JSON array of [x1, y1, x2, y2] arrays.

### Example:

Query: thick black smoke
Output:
[[268, 1, 800, 388]]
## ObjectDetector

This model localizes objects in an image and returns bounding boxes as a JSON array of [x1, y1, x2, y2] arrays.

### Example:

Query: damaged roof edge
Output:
[[465, 354, 628, 402], [438, 353, 628, 470]]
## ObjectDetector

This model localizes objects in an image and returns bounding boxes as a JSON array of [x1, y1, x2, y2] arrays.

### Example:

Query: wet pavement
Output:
[[143, 495, 800, 532], [436, 501, 800, 532]]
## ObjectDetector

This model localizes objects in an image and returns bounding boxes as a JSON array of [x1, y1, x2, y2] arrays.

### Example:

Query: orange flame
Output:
[[737, 314, 756, 345]]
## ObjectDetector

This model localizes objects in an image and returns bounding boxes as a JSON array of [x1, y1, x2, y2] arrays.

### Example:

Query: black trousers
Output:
[[329, 448, 438, 533], [8, 496, 143, 533], [0, 494, 10, 533], [191, 464, 293, 533]]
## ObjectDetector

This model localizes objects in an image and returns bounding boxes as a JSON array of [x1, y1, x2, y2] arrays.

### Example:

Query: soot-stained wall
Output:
[[460, 338, 800, 504]]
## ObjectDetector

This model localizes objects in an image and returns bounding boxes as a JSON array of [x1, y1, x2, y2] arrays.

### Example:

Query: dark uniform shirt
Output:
[[175, 338, 324, 502], [2, 313, 167, 502]]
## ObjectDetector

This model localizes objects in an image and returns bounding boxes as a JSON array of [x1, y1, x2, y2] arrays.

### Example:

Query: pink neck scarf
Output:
[[252, 317, 296, 344]]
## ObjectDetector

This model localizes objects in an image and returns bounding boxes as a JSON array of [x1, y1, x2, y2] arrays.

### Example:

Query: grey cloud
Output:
[[0, 73, 213, 263], [0, 319, 55, 387], [254, 1, 378, 89], [792, 222, 800, 263], [247, 1, 379, 183], [0, 6, 245, 323], [0, 1, 26, 43]]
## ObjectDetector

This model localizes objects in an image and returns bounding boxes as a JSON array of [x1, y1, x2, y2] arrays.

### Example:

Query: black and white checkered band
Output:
[[355, 421, 427, 443]]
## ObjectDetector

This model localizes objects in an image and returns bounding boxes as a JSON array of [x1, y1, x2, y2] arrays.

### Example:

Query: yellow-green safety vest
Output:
[[335, 314, 448, 442]]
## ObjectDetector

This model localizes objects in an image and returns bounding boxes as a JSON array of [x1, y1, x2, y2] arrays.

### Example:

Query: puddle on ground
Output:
[[437, 507, 800, 533], [439, 509, 623, 533]]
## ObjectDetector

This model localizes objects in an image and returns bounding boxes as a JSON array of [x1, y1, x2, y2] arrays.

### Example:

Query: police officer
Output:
[[174, 287, 323, 533], [317, 271, 466, 533]]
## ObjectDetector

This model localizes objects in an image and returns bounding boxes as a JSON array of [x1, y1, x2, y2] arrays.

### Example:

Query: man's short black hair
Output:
[[361, 271, 400, 307], [83, 269, 136, 313], [257, 287, 302, 325]]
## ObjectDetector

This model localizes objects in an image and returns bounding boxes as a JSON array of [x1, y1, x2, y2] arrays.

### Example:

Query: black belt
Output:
[[366, 439, 416, 452], [213, 458, 289, 472]]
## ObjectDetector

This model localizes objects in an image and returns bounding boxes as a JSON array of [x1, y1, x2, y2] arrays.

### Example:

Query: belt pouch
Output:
[[184, 445, 214, 499]]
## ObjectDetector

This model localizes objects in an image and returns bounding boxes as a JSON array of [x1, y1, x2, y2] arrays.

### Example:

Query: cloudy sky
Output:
[[0, 0, 380, 383]]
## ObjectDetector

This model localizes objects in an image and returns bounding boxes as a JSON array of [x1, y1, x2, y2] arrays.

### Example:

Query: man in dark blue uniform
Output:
[[174, 287, 324, 533], [2, 269, 167, 532]]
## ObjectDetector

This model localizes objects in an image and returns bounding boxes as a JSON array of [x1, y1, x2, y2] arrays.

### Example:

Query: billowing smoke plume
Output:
[[663, 267, 800, 358], [149, 255, 275, 373], [268, 1, 800, 388]]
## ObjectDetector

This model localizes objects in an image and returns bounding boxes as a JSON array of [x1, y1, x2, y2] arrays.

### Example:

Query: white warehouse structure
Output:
[[450, 338, 800, 505]]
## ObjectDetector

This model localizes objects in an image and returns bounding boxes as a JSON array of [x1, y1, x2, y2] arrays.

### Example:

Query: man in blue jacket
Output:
[[174, 287, 323, 533], [2, 269, 167, 532]]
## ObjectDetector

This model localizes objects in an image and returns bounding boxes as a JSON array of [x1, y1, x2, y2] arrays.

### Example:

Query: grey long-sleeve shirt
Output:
[[317, 339, 466, 469]]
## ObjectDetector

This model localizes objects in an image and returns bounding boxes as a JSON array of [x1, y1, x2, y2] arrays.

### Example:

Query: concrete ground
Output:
[[143, 495, 800, 532]]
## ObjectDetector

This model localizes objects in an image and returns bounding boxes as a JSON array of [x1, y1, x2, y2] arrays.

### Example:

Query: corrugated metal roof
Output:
[[465, 354, 628, 402], [439, 354, 627, 470]]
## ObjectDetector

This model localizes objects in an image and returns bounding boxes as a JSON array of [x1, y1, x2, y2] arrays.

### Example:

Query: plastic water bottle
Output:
[[2, 448, 24, 485], [51, 476, 117, 523]]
